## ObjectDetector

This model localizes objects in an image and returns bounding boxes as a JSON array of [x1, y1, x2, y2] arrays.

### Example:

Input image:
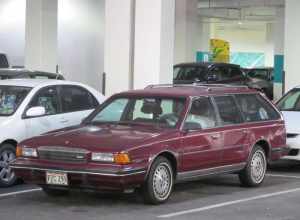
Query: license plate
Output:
[[46, 172, 68, 186]]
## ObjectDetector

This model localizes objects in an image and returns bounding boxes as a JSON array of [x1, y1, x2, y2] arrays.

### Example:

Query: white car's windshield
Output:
[[89, 97, 186, 128], [0, 86, 32, 116], [277, 89, 300, 111]]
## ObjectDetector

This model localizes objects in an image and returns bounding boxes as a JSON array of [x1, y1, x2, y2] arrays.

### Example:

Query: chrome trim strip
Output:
[[177, 163, 246, 181], [11, 166, 146, 177]]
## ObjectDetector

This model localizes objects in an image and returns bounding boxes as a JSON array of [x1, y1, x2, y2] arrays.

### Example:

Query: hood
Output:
[[0, 116, 13, 128], [23, 124, 176, 153], [282, 111, 300, 134]]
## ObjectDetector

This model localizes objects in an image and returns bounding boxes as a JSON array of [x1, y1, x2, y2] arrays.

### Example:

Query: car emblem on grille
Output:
[[76, 155, 84, 159]]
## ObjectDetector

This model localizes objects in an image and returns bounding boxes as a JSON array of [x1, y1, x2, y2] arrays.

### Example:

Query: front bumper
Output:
[[282, 136, 300, 161], [11, 163, 146, 191]]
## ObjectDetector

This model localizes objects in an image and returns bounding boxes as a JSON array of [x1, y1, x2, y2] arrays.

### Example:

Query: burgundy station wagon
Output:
[[12, 84, 287, 204]]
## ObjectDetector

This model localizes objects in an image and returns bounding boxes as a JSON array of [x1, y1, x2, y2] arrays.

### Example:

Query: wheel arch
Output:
[[249, 139, 271, 161], [146, 150, 178, 180], [1, 139, 18, 148]]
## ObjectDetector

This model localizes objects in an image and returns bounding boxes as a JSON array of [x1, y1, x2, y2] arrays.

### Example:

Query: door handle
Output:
[[211, 134, 221, 140]]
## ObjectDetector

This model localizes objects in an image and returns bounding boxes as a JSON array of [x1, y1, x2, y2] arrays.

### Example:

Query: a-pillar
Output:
[[133, 0, 175, 89], [25, 0, 58, 72], [273, 7, 285, 100], [284, 0, 300, 92]]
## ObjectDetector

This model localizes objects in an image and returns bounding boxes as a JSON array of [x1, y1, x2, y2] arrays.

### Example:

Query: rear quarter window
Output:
[[235, 94, 280, 122]]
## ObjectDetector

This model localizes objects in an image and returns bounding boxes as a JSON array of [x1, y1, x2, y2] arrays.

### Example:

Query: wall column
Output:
[[284, 0, 300, 93], [273, 7, 285, 99], [133, 0, 175, 89], [25, 0, 58, 72]]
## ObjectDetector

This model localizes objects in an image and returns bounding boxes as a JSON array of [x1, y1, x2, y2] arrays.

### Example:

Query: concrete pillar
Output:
[[196, 18, 211, 62], [104, 0, 134, 96], [265, 23, 274, 67], [133, 0, 175, 89], [285, 0, 300, 93], [25, 0, 58, 72], [273, 7, 285, 100], [174, 0, 199, 64]]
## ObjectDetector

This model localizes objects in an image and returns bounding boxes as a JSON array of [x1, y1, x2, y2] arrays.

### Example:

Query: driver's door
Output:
[[181, 97, 223, 172], [24, 86, 65, 138]]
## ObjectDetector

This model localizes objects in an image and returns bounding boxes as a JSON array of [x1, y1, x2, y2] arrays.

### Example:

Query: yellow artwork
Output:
[[210, 39, 230, 63]]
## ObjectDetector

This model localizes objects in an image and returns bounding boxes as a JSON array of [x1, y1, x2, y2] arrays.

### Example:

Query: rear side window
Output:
[[60, 86, 98, 113], [235, 94, 280, 122], [214, 96, 243, 125]]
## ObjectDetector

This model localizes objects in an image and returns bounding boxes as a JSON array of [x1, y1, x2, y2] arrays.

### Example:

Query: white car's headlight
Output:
[[91, 153, 114, 162], [20, 147, 38, 158]]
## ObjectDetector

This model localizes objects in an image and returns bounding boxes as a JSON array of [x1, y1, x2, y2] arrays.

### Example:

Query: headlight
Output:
[[16, 146, 38, 158], [91, 152, 131, 164], [91, 153, 114, 162]]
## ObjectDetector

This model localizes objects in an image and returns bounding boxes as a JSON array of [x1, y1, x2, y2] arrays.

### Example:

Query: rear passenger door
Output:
[[58, 85, 99, 127], [213, 95, 250, 166], [181, 97, 223, 172]]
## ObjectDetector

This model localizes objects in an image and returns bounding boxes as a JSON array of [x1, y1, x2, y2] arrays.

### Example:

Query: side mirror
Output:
[[26, 106, 46, 117]]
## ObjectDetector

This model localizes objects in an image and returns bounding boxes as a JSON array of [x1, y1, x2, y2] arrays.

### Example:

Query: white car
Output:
[[0, 79, 104, 186], [277, 86, 300, 160]]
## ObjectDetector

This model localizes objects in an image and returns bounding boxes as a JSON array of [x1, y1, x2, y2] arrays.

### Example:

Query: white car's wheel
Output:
[[0, 144, 17, 187]]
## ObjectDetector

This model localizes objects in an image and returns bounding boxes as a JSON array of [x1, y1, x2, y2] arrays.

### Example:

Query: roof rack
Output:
[[145, 83, 250, 90]]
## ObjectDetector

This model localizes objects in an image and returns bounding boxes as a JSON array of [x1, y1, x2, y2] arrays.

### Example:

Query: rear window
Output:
[[235, 94, 280, 122]]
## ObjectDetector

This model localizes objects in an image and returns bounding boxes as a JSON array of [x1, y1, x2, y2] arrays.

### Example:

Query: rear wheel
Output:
[[239, 145, 267, 187], [0, 144, 17, 187], [42, 187, 69, 197], [142, 157, 174, 205]]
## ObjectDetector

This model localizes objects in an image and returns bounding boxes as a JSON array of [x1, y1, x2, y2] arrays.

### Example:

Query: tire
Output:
[[0, 143, 17, 187], [42, 187, 69, 197], [239, 145, 267, 187], [142, 156, 174, 205]]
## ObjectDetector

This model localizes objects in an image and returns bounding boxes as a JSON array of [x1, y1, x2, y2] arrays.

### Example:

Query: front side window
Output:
[[214, 96, 243, 125], [90, 97, 186, 128], [277, 89, 300, 111], [236, 94, 280, 122], [184, 97, 217, 130], [29, 86, 59, 115], [60, 86, 98, 113], [247, 69, 269, 80], [0, 86, 31, 116]]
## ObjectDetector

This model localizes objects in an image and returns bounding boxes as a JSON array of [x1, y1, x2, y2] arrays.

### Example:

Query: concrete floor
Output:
[[1, 161, 300, 220]]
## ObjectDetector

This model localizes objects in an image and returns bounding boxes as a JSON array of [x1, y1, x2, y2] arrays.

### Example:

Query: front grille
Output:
[[38, 146, 90, 163]]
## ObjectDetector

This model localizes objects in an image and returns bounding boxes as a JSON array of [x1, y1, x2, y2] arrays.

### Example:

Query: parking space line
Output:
[[157, 188, 300, 218], [0, 188, 42, 198], [266, 174, 300, 179]]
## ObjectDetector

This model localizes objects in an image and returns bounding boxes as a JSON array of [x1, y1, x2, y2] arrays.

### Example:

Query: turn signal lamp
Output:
[[16, 146, 22, 157], [114, 153, 131, 165]]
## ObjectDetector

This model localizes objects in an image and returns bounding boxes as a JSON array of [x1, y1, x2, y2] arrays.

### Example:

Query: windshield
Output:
[[0, 86, 32, 116], [277, 89, 300, 111], [88, 97, 186, 128], [174, 66, 207, 81]]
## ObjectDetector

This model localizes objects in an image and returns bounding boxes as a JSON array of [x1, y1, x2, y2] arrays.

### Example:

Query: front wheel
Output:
[[0, 144, 17, 187], [142, 157, 174, 205], [239, 145, 267, 187]]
